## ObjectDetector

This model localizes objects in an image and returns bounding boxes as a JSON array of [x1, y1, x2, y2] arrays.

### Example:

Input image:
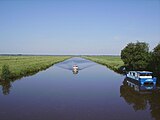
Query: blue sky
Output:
[[0, 0, 160, 55]]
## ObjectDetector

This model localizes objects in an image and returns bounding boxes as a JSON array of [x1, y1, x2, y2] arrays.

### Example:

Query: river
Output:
[[0, 57, 159, 120]]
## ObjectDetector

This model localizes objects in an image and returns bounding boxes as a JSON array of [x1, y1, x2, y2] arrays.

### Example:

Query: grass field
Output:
[[0, 56, 71, 80], [83, 56, 124, 73]]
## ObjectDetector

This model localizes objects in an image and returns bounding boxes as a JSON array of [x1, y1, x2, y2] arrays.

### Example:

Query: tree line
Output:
[[121, 41, 160, 77]]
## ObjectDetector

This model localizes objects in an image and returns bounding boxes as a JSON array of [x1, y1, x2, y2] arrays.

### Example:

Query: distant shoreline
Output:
[[0, 54, 120, 57]]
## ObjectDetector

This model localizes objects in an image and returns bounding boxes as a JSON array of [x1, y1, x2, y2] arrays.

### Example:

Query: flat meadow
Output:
[[83, 56, 124, 72], [0, 56, 71, 80]]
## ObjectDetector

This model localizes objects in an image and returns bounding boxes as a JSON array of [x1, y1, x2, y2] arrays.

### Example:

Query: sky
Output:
[[0, 0, 160, 55]]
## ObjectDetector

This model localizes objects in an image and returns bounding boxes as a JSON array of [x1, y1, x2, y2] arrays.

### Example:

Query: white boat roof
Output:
[[129, 71, 153, 74]]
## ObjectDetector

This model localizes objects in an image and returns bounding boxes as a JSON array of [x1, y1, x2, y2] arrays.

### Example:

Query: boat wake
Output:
[[55, 57, 96, 72]]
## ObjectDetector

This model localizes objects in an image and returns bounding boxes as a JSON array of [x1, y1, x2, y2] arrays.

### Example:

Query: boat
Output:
[[72, 65, 78, 71], [126, 71, 157, 85], [73, 65, 78, 70]]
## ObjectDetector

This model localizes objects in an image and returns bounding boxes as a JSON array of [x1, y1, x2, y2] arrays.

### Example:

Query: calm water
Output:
[[0, 57, 160, 120]]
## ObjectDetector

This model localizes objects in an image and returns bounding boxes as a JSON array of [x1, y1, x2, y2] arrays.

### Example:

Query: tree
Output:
[[121, 43, 135, 69], [121, 41, 150, 70], [151, 43, 160, 75]]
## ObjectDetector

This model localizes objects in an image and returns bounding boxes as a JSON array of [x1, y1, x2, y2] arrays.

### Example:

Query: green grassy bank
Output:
[[83, 56, 124, 73], [0, 56, 71, 80]]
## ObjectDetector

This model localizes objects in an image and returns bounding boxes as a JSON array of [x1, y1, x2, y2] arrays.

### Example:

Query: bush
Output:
[[1, 65, 11, 80]]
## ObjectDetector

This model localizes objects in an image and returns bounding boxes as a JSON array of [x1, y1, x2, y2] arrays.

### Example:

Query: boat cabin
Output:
[[128, 71, 153, 78]]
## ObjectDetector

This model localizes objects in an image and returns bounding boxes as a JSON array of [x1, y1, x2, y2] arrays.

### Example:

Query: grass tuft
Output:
[[1, 64, 11, 80]]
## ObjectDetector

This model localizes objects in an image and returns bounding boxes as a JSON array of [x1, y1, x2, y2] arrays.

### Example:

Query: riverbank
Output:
[[0, 56, 71, 80], [83, 56, 124, 73]]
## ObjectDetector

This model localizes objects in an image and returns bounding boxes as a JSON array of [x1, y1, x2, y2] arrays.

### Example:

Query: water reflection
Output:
[[120, 77, 160, 120], [0, 80, 11, 95], [55, 57, 96, 74], [72, 69, 78, 74]]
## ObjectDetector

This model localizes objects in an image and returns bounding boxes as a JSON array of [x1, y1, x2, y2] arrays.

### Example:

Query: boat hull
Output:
[[126, 75, 156, 85]]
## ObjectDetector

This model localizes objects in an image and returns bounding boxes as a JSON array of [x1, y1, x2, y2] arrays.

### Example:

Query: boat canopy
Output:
[[137, 71, 153, 74]]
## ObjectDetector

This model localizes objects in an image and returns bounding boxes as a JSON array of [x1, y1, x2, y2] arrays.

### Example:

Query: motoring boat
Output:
[[126, 71, 157, 85], [73, 65, 78, 71]]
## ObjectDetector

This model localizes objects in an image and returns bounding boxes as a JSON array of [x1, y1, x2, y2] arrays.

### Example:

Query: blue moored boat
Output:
[[126, 71, 157, 85]]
